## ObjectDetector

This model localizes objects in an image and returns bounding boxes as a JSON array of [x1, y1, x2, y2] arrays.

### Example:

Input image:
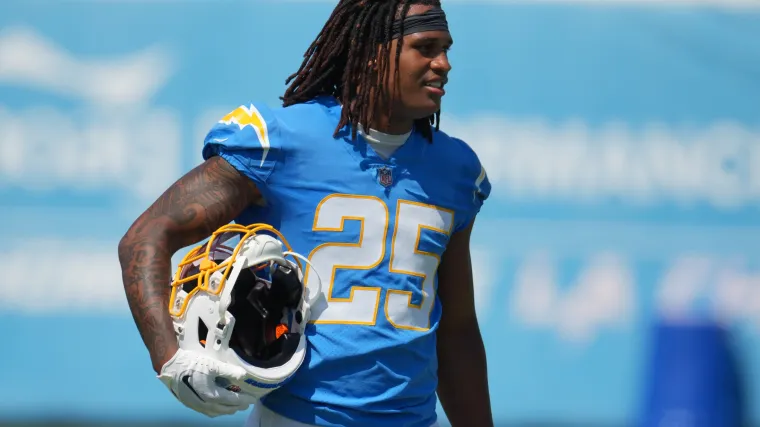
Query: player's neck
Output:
[[343, 95, 414, 135], [369, 112, 414, 136], [361, 92, 415, 135]]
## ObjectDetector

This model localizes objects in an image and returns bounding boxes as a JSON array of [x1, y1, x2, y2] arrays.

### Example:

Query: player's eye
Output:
[[417, 43, 445, 57], [417, 43, 434, 54], [409, 35, 453, 58]]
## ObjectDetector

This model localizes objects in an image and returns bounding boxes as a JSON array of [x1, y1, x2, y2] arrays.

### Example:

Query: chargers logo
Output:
[[474, 165, 489, 203], [220, 104, 266, 131], [219, 104, 270, 166]]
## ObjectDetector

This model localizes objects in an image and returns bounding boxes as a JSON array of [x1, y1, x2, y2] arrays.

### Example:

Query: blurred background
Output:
[[1, 0, 759, 426]]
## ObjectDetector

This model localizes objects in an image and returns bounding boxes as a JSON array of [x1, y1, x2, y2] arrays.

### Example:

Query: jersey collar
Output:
[[320, 96, 427, 164]]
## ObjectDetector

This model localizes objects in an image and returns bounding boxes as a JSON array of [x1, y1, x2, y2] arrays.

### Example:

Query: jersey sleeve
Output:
[[201, 102, 281, 187], [454, 138, 491, 233]]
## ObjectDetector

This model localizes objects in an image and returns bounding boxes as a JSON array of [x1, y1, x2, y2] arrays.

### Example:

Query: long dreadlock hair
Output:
[[280, 0, 442, 142]]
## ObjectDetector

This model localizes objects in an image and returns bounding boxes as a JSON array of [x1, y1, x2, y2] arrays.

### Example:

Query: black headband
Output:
[[391, 7, 449, 39]]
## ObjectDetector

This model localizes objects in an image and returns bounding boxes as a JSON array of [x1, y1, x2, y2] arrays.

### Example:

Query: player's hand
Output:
[[157, 348, 257, 417]]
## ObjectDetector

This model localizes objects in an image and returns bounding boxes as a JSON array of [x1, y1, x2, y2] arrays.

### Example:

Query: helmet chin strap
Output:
[[283, 251, 322, 307], [282, 251, 323, 333], [216, 256, 247, 325]]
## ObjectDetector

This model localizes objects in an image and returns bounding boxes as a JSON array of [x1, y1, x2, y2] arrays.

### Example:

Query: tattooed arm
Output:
[[118, 156, 262, 373]]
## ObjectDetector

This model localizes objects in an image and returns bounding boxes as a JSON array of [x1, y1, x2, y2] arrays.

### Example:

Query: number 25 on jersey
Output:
[[303, 194, 454, 332]]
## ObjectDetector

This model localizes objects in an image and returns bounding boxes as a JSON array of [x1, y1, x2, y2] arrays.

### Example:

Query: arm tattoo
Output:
[[118, 156, 259, 372]]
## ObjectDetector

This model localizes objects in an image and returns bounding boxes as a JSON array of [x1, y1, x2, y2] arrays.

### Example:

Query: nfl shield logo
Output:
[[377, 166, 393, 187]]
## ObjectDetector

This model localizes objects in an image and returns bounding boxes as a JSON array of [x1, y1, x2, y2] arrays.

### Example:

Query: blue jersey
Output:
[[201, 96, 491, 427]]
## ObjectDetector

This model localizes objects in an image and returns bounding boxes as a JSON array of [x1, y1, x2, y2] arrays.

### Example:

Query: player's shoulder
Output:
[[429, 128, 485, 177], [262, 96, 341, 145], [202, 100, 280, 153], [203, 97, 337, 153], [275, 95, 340, 123], [428, 127, 491, 207]]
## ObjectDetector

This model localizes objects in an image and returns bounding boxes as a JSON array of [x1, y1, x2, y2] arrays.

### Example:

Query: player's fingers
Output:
[[205, 401, 246, 416], [181, 371, 235, 408], [191, 371, 255, 408], [190, 404, 226, 418], [205, 363, 258, 407], [175, 379, 206, 408], [213, 362, 249, 383], [214, 385, 258, 406], [174, 386, 224, 418]]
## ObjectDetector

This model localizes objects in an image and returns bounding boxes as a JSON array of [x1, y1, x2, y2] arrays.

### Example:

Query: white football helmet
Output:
[[168, 223, 321, 398]]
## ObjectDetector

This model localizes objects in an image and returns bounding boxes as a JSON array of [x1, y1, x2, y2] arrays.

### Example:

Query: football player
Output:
[[117, 1, 494, 426]]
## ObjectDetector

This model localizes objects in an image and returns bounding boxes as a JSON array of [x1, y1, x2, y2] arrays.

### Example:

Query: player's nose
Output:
[[431, 51, 452, 74]]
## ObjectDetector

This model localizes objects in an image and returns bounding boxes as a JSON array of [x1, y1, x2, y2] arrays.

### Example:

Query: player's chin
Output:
[[409, 99, 442, 118]]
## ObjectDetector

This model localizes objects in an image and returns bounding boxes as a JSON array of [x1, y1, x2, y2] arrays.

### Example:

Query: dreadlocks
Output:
[[280, 0, 442, 142]]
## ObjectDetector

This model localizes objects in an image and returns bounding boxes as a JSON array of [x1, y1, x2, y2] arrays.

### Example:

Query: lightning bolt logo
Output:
[[219, 104, 270, 166], [474, 165, 487, 203]]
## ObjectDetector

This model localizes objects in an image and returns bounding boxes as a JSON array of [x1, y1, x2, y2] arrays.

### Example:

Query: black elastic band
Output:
[[391, 7, 449, 39]]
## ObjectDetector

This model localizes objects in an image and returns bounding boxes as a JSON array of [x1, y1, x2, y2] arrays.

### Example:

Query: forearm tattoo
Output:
[[118, 156, 258, 370]]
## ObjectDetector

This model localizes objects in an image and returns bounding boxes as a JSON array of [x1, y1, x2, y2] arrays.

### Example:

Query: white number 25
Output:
[[303, 194, 454, 331]]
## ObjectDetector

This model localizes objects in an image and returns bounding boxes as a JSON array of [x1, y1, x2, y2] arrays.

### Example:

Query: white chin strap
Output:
[[216, 256, 249, 324], [283, 251, 322, 331], [283, 251, 322, 308]]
